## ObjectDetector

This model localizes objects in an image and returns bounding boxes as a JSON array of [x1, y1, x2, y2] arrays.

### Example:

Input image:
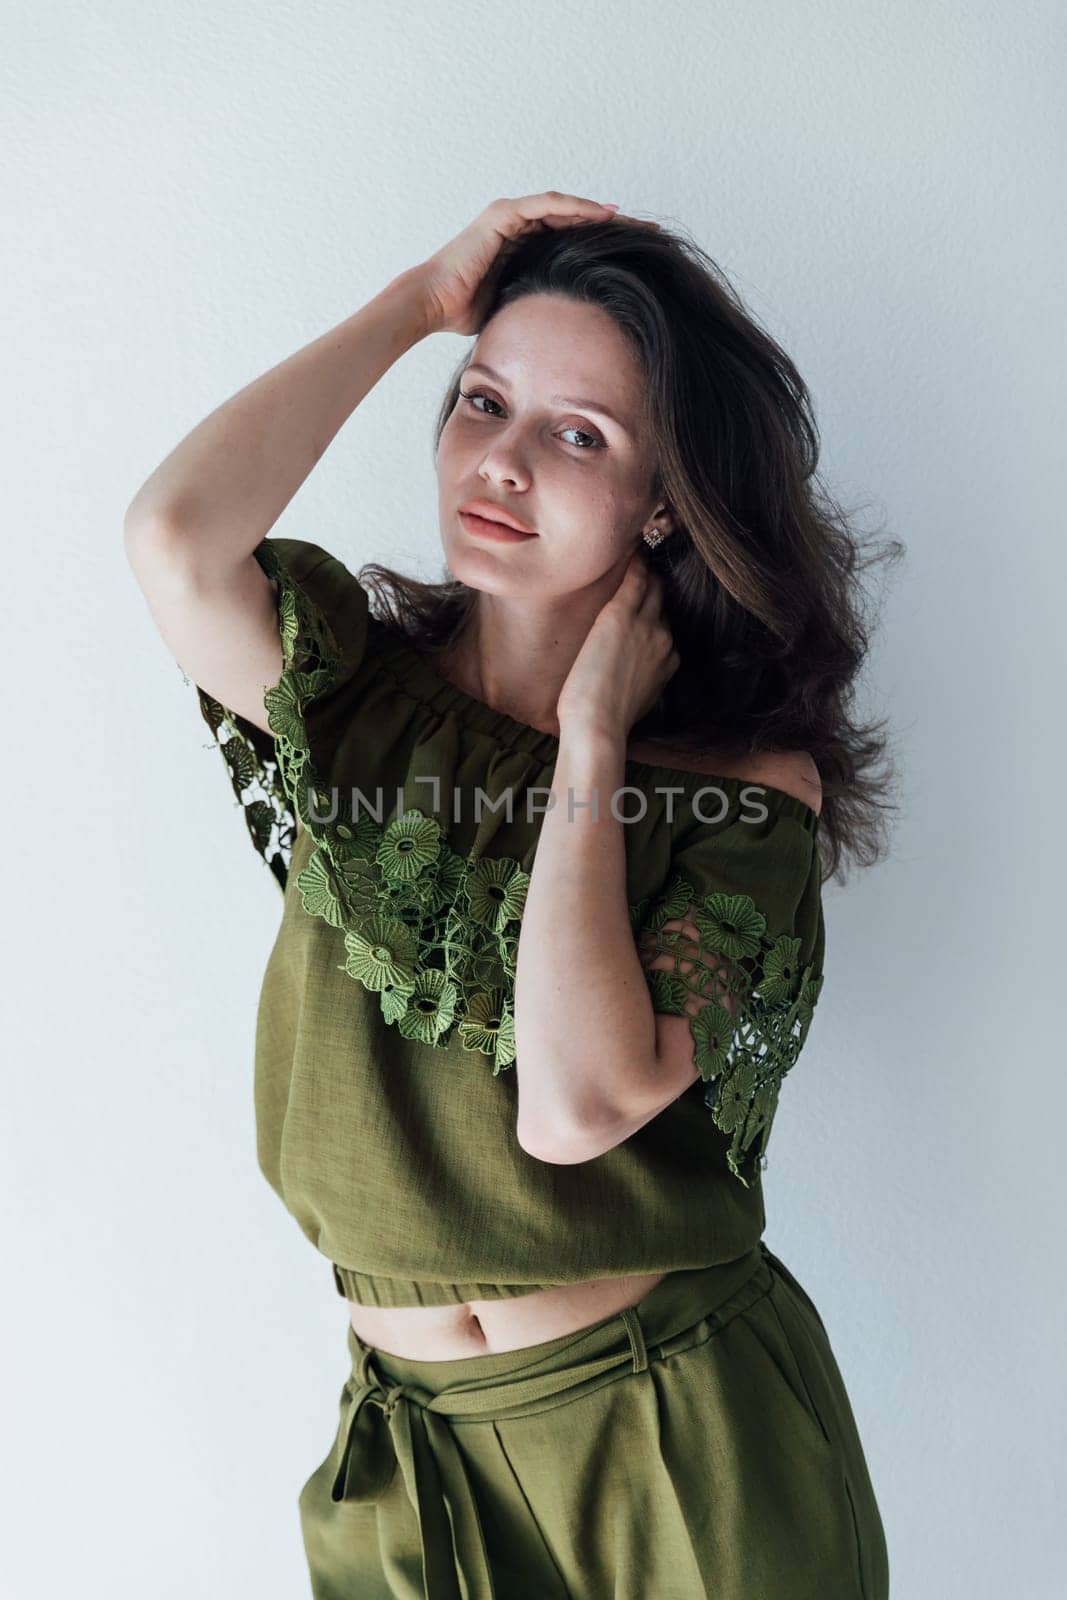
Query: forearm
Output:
[[513, 726, 661, 1145], [123, 266, 433, 578]]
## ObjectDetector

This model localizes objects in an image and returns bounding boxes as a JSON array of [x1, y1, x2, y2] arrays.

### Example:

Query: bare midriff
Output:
[[347, 1270, 670, 1360]]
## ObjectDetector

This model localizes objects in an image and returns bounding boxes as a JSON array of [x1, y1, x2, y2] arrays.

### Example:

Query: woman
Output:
[[126, 193, 897, 1598]]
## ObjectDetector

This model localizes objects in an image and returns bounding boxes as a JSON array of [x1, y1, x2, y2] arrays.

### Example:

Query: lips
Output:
[[458, 500, 536, 534], [459, 510, 538, 543]]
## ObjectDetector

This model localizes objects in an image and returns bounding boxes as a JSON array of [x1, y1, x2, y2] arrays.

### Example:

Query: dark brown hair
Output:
[[357, 218, 906, 884]]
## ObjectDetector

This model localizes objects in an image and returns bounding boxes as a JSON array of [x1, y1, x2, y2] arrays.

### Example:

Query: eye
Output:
[[458, 388, 502, 417], [559, 423, 604, 451], [457, 389, 606, 451]]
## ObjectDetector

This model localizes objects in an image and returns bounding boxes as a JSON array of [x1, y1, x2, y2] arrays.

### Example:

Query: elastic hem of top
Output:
[[368, 623, 820, 830], [331, 1262, 561, 1307]]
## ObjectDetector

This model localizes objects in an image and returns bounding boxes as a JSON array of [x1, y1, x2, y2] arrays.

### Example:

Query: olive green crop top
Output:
[[189, 537, 826, 1308]]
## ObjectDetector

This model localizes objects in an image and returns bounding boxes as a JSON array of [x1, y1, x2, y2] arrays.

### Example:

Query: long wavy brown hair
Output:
[[357, 218, 906, 885]]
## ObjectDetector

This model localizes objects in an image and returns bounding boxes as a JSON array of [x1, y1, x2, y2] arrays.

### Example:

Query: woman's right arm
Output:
[[124, 196, 647, 735], [123, 267, 435, 733]]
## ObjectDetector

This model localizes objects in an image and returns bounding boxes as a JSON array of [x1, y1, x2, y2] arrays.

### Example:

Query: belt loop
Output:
[[619, 1306, 649, 1373], [355, 1341, 376, 1388]]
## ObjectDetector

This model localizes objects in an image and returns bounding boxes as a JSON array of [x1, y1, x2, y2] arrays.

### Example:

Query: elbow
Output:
[[124, 510, 229, 599], [124, 488, 210, 570], [516, 1118, 596, 1165], [514, 1069, 612, 1164], [513, 1037, 672, 1164], [516, 1094, 653, 1167], [123, 507, 191, 576]]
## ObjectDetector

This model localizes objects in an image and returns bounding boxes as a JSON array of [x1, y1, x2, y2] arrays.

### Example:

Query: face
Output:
[[436, 293, 669, 600]]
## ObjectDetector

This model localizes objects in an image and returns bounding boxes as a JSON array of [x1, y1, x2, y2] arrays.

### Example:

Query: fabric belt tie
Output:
[[327, 1306, 654, 1600]]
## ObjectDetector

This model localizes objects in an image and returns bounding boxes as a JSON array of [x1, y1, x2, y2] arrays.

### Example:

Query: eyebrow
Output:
[[461, 362, 631, 433]]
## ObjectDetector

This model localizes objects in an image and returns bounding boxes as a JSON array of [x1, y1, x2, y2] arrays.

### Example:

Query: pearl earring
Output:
[[643, 527, 666, 548]]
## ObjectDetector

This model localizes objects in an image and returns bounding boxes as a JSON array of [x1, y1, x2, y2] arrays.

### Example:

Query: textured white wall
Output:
[[3, 3, 1064, 1596]]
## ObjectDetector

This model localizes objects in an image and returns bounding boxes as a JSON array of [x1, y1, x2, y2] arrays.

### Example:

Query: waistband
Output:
[[330, 1262, 560, 1306], [327, 1243, 773, 1599]]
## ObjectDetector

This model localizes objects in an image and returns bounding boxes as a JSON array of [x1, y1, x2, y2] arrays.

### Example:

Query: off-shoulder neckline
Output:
[[368, 619, 821, 830]]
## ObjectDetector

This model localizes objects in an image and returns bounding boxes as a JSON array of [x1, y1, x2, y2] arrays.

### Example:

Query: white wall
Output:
[[3, 3, 1063, 1596]]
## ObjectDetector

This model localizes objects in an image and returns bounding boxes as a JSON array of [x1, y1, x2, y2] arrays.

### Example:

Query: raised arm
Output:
[[124, 195, 649, 732], [123, 267, 433, 733]]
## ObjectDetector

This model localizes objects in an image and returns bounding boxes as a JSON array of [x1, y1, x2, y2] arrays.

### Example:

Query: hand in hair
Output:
[[413, 192, 660, 337]]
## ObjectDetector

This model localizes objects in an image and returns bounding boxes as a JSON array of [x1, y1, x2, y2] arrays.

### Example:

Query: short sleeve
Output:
[[633, 803, 826, 1185], [188, 536, 370, 893]]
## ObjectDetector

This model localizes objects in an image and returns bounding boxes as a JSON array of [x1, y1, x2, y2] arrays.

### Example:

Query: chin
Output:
[[443, 546, 526, 589]]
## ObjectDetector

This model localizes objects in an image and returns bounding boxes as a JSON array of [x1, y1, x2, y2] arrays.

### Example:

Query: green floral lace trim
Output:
[[187, 539, 338, 891], [632, 887, 824, 1183], [191, 691, 294, 892], [189, 539, 824, 1180]]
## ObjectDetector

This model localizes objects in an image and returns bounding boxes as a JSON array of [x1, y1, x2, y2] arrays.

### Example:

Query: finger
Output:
[[616, 556, 646, 601], [516, 194, 662, 233], [508, 192, 618, 223], [527, 191, 659, 226], [633, 567, 659, 608], [541, 212, 661, 232], [636, 578, 665, 618]]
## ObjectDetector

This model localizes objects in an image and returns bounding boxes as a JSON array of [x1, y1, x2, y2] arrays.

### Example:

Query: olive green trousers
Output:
[[298, 1242, 889, 1599]]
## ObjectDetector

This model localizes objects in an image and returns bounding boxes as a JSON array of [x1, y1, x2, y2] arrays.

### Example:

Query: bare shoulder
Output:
[[726, 748, 823, 816], [628, 738, 823, 817]]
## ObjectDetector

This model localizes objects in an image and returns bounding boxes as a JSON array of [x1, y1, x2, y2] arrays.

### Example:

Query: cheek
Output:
[[563, 483, 634, 538], [559, 519, 638, 579], [435, 425, 458, 470]]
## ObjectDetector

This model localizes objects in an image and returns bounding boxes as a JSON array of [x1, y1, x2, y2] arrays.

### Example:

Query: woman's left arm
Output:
[[513, 724, 671, 1162]]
